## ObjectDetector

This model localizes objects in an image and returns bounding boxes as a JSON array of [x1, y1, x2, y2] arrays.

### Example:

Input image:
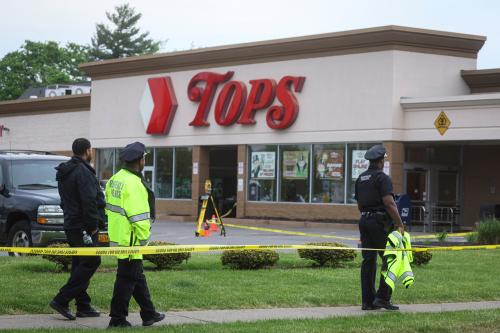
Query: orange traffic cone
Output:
[[210, 214, 218, 232]]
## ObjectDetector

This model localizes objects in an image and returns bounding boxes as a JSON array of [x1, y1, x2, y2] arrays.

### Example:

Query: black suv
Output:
[[0, 151, 108, 254]]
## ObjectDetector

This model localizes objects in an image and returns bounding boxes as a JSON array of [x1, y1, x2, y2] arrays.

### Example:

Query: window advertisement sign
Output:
[[250, 152, 276, 179], [316, 150, 344, 180], [351, 150, 368, 180], [283, 151, 309, 179]]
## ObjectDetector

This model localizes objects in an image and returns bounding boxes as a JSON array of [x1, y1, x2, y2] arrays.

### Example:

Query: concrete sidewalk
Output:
[[0, 301, 499, 329]]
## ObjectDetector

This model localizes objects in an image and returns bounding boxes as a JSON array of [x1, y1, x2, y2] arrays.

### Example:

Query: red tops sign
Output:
[[143, 71, 305, 135]]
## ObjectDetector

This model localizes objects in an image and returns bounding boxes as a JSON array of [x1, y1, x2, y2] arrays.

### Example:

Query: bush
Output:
[[143, 241, 191, 270], [412, 249, 432, 265], [435, 231, 448, 242], [221, 250, 279, 269], [477, 218, 500, 245], [465, 232, 478, 243], [41, 243, 72, 271], [298, 242, 356, 267]]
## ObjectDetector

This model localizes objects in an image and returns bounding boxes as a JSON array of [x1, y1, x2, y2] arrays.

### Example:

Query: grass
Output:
[[1, 309, 500, 333], [0, 250, 499, 315]]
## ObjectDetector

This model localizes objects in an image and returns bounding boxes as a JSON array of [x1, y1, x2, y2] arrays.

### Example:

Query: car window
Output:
[[11, 160, 62, 189]]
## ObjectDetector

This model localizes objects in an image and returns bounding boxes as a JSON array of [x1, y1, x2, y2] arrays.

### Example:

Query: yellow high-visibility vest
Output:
[[382, 231, 414, 291], [105, 169, 151, 260]]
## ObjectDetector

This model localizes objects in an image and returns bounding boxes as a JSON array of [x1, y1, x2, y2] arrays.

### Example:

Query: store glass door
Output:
[[406, 170, 429, 227]]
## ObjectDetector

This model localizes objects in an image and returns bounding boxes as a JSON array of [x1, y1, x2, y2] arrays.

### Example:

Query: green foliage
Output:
[[143, 241, 191, 269], [477, 218, 500, 245], [436, 231, 448, 242], [297, 242, 357, 267], [0, 41, 90, 101], [465, 232, 478, 243], [90, 3, 161, 60], [41, 243, 72, 271], [412, 250, 433, 265], [221, 250, 279, 269]]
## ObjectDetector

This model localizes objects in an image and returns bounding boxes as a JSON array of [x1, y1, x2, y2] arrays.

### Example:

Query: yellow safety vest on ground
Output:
[[105, 169, 151, 260], [382, 231, 414, 291]]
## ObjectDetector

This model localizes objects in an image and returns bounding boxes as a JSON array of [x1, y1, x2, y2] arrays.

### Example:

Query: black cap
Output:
[[119, 142, 146, 162], [364, 145, 387, 161]]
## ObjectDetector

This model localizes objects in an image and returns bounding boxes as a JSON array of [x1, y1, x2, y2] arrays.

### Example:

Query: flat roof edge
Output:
[[400, 93, 500, 109], [0, 94, 90, 116], [80, 26, 486, 80]]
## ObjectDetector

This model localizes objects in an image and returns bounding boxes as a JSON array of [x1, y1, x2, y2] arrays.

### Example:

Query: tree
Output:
[[90, 3, 161, 60], [0, 41, 90, 101]]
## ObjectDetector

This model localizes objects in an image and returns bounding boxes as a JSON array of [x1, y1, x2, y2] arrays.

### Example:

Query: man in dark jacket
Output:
[[50, 138, 105, 320]]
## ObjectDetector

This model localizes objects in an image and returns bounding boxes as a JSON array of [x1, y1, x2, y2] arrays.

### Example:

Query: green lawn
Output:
[[2, 309, 500, 333], [0, 250, 499, 315]]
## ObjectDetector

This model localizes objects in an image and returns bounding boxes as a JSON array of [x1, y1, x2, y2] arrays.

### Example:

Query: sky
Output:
[[0, 0, 499, 69]]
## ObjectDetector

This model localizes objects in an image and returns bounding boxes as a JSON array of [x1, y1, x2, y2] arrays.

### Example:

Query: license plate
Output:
[[98, 233, 109, 243]]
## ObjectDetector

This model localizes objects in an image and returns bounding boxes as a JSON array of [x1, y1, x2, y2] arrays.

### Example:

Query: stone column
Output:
[[191, 146, 210, 217], [236, 144, 247, 218], [383, 141, 405, 194]]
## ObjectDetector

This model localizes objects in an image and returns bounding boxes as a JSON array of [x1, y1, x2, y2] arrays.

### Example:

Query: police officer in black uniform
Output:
[[355, 145, 404, 311]]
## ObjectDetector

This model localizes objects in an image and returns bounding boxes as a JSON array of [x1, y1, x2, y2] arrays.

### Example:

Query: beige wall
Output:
[[0, 111, 90, 152], [90, 50, 395, 148], [462, 145, 500, 226]]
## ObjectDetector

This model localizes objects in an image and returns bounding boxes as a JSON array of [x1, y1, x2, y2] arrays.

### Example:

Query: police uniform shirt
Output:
[[355, 165, 394, 212]]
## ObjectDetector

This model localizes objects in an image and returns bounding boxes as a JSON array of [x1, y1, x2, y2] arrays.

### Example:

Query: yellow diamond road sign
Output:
[[434, 111, 451, 136]]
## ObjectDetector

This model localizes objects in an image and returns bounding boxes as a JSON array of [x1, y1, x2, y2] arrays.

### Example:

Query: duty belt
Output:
[[361, 211, 385, 217]]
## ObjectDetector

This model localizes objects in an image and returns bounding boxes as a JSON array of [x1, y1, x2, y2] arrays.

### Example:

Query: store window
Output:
[[312, 144, 345, 203], [97, 149, 114, 182], [174, 147, 192, 199], [280, 145, 310, 202], [155, 148, 173, 199], [113, 149, 124, 172], [248, 145, 277, 201], [346, 143, 378, 203]]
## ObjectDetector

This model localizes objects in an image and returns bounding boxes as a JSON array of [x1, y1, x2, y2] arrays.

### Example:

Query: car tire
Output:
[[8, 220, 32, 257]]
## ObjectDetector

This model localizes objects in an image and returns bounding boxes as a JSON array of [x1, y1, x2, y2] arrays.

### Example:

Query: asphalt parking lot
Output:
[[150, 220, 361, 248]]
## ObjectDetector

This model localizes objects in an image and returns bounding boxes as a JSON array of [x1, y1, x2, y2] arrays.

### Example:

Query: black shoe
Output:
[[142, 312, 165, 327], [108, 319, 132, 328], [49, 300, 76, 320], [76, 307, 101, 318], [373, 298, 399, 310], [361, 303, 381, 310]]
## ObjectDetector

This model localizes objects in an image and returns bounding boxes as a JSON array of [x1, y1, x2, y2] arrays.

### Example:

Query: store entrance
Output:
[[404, 145, 462, 231], [209, 146, 238, 217]]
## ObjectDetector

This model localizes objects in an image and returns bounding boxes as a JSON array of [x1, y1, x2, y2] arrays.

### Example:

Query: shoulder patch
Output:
[[360, 175, 371, 181]]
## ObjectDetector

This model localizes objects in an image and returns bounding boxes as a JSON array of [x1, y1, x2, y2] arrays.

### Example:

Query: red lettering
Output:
[[266, 76, 305, 130], [188, 71, 234, 126], [214, 81, 247, 126], [237, 79, 276, 125]]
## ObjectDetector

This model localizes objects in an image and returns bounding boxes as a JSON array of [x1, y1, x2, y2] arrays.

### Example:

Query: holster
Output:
[[375, 212, 394, 233]]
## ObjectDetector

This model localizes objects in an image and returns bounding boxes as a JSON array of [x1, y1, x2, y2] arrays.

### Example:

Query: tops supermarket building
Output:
[[1, 26, 500, 229]]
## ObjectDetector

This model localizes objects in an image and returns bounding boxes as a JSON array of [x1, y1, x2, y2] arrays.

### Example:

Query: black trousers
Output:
[[359, 216, 392, 305], [53, 229, 101, 310], [110, 259, 156, 321]]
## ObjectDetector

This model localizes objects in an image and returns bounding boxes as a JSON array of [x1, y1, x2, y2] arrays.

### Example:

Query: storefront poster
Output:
[[351, 150, 369, 180], [383, 161, 390, 176], [250, 152, 276, 179], [316, 150, 344, 180], [283, 151, 309, 179]]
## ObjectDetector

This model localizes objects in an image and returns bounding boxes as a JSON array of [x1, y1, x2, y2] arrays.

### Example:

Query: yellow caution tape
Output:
[[224, 223, 359, 241], [224, 223, 471, 241], [0, 243, 499, 256]]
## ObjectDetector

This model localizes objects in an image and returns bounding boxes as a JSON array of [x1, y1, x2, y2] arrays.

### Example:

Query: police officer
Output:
[[355, 144, 404, 311], [105, 142, 165, 327]]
